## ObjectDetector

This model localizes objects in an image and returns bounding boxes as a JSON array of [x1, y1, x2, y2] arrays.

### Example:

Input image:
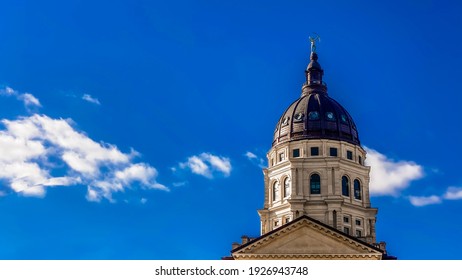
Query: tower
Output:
[[226, 41, 393, 260], [258, 43, 377, 244]]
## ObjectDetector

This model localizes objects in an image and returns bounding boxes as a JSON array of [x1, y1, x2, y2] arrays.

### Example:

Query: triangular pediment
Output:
[[232, 216, 383, 260]]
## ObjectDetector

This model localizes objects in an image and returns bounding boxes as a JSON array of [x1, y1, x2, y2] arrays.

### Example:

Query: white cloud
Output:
[[245, 151, 257, 159], [365, 147, 424, 196], [0, 161, 48, 197], [172, 181, 187, 187], [82, 94, 101, 105], [0, 133, 46, 162], [20, 93, 41, 107], [244, 151, 266, 168], [3, 87, 15, 95], [43, 176, 82, 186], [0, 114, 167, 202], [0, 86, 41, 108], [179, 152, 231, 179], [409, 195, 442, 207], [200, 153, 231, 176], [86, 187, 100, 202], [62, 151, 99, 175], [364, 148, 462, 206], [115, 163, 167, 190], [180, 155, 210, 177], [405, 187, 462, 207], [443, 187, 462, 200]]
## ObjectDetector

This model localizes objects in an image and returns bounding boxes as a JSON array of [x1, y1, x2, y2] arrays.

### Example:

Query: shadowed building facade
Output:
[[226, 43, 394, 260]]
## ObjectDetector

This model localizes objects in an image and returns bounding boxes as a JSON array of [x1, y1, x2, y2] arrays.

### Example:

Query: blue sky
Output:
[[0, 0, 461, 259]]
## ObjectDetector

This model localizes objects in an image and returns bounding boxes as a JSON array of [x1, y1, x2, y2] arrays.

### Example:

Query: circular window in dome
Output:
[[341, 114, 348, 123], [326, 112, 336, 121], [308, 111, 320, 120], [294, 112, 304, 122], [282, 116, 290, 126]]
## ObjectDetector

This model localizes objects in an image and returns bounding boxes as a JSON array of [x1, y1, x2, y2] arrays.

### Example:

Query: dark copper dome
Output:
[[272, 51, 360, 147]]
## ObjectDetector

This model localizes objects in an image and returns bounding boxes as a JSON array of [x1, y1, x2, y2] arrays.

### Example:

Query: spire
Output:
[[305, 35, 325, 90]]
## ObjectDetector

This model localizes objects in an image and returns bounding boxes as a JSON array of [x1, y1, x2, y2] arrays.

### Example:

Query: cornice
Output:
[[234, 253, 382, 260]]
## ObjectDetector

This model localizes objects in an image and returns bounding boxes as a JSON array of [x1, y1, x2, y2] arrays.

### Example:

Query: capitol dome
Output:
[[272, 51, 360, 147]]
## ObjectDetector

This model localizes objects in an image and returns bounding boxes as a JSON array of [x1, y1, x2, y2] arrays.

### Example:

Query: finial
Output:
[[309, 34, 321, 54], [304, 33, 325, 92]]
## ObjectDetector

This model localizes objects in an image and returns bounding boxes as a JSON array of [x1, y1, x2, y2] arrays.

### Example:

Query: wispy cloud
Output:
[[20, 93, 41, 107], [82, 94, 101, 105], [0, 86, 41, 108], [443, 187, 462, 200], [365, 147, 424, 196], [179, 152, 231, 179], [245, 151, 257, 159], [172, 181, 187, 187], [244, 151, 266, 168], [409, 195, 442, 207], [407, 186, 462, 207], [0, 114, 167, 202], [364, 147, 462, 207]]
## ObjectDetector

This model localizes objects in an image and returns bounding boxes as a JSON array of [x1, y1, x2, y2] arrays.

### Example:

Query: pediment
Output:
[[232, 216, 382, 260]]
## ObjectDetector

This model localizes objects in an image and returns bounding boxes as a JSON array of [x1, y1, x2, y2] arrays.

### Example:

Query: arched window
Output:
[[354, 179, 361, 200], [310, 174, 321, 194], [284, 177, 290, 197], [342, 176, 350, 196], [272, 181, 280, 201]]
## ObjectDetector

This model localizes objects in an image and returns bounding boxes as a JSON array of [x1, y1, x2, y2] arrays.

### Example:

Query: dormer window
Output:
[[294, 113, 304, 122], [326, 112, 335, 121], [308, 111, 320, 120]]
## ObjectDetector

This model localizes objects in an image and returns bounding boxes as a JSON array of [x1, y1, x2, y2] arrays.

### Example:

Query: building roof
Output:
[[231, 215, 383, 257], [272, 51, 360, 147]]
